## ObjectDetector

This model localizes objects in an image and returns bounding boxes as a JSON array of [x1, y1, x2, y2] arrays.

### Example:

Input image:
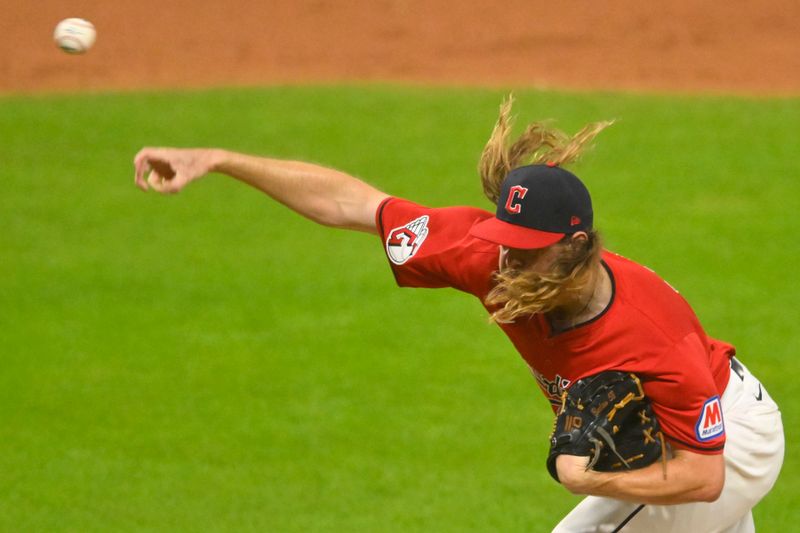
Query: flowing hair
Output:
[[478, 94, 613, 204], [485, 231, 603, 323], [478, 95, 611, 323]]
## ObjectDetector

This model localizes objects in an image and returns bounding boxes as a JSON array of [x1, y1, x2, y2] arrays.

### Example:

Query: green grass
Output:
[[1, 86, 798, 531]]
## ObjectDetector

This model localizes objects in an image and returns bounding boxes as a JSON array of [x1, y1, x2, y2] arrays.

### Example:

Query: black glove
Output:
[[547, 371, 665, 482]]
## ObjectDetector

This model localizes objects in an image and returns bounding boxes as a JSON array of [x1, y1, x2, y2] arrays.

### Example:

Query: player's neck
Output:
[[548, 263, 611, 330]]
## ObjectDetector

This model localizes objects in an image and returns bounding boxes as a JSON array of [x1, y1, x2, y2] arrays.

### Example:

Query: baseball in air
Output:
[[53, 18, 96, 54]]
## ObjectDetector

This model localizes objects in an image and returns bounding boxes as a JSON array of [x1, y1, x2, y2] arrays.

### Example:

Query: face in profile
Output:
[[499, 232, 588, 275], [500, 245, 561, 274]]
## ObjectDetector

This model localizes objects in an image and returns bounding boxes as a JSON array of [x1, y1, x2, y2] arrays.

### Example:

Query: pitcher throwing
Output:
[[134, 96, 784, 532]]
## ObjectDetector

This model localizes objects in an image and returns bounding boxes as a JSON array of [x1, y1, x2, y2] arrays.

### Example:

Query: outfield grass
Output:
[[1, 86, 798, 531]]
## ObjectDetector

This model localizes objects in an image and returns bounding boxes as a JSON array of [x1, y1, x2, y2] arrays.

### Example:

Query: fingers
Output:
[[145, 168, 188, 195], [134, 147, 178, 193], [165, 174, 188, 194], [150, 159, 176, 180], [146, 170, 166, 193], [133, 148, 153, 191], [145, 170, 183, 195], [133, 147, 210, 196]]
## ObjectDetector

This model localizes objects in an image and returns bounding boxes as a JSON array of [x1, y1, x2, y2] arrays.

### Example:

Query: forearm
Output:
[[557, 450, 724, 505], [212, 150, 388, 233]]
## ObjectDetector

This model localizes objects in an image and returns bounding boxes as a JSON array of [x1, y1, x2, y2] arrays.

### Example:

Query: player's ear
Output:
[[570, 231, 589, 243]]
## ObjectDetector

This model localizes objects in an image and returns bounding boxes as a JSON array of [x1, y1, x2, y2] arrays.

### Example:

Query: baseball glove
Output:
[[546, 371, 666, 482]]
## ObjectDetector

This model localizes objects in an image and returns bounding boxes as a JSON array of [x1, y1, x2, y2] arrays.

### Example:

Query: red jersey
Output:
[[377, 197, 734, 453]]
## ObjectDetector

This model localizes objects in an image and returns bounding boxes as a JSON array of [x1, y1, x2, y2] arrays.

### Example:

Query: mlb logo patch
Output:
[[386, 215, 429, 265], [695, 396, 725, 442]]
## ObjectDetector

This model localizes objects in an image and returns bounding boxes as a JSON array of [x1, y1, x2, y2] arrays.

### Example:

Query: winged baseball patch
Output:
[[386, 215, 429, 265]]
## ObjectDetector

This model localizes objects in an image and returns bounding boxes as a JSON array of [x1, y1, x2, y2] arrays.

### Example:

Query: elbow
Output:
[[306, 210, 340, 228], [303, 201, 356, 229], [671, 448, 725, 503], [692, 464, 725, 502], [697, 475, 724, 502], [303, 204, 347, 228]]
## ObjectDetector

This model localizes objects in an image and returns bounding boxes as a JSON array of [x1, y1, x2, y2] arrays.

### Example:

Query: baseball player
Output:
[[133, 98, 784, 532]]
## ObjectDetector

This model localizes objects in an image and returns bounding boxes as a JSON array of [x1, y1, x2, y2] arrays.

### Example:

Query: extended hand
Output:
[[133, 147, 219, 194]]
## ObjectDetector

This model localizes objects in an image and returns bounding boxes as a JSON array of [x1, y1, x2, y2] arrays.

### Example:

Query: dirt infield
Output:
[[3, 1, 799, 95]]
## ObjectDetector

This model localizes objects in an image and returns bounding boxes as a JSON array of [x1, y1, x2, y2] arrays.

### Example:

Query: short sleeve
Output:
[[376, 197, 499, 296], [645, 332, 727, 454]]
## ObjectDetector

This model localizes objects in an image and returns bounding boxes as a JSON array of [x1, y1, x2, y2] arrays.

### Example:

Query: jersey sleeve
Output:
[[375, 197, 499, 296], [644, 332, 727, 454]]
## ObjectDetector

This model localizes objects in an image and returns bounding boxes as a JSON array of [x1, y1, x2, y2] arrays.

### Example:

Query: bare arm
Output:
[[556, 448, 725, 505], [133, 148, 389, 234]]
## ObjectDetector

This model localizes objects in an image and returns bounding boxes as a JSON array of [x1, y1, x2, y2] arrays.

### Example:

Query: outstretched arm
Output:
[[133, 148, 389, 234]]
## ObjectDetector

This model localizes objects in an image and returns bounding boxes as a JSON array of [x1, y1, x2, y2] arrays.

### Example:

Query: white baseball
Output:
[[54, 18, 96, 54]]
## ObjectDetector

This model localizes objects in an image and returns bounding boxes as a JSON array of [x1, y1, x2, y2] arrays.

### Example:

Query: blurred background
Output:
[[2, 0, 799, 95]]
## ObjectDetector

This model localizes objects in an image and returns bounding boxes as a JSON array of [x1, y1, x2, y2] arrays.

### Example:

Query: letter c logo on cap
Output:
[[505, 185, 528, 215]]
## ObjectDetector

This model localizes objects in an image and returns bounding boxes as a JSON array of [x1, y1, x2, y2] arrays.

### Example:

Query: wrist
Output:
[[557, 455, 594, 494], [207, 148, 229, 173]]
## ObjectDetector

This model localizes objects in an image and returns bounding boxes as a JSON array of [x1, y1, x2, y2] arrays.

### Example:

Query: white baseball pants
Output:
[[552, 358, 784, 533]]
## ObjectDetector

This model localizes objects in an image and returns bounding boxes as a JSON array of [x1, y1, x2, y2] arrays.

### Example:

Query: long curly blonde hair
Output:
[[485, 232, 603, 323], [478, 95, 612, 204], [478, 96, 611, 323]]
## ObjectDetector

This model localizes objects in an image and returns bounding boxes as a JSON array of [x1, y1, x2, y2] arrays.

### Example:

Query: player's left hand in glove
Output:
[[547, 371, 666, 482]]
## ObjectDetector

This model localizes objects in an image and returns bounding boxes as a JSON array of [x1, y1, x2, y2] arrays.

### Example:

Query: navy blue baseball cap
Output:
[[469, 164, 593, 249]]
